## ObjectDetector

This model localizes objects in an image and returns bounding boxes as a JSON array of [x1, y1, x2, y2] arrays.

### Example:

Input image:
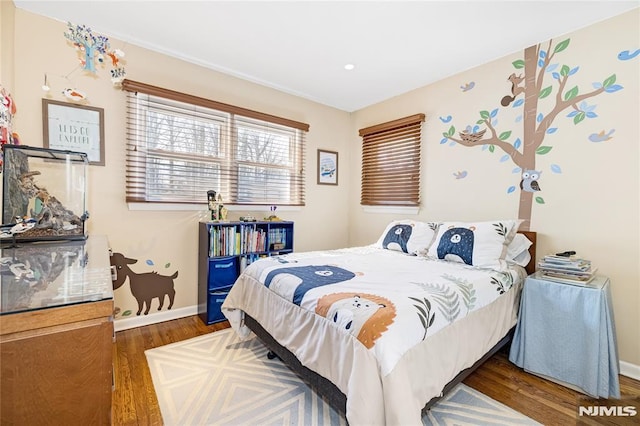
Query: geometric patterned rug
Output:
[[145, 329, 540, 426]]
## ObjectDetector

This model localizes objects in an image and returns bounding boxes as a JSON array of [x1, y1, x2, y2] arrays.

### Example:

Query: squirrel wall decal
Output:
[[501, 73, 525, 106]]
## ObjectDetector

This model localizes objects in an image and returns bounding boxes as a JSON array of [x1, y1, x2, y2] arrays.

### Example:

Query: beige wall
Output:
[[0, 1, 15, 89], [350, 9, 639, 366], [7, 8, 351, 323]]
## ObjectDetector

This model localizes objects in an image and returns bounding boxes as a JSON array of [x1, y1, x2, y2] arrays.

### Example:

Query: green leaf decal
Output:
[[498, 131, 512, 141], [448, 125, 455, 136], [573, 112, 585, 124], [539, 86, 552, 99], [476, 119, 485, 125], [480, 110, 490, 120], [536, 146, 553, 155], [123, 310, 132, 316], [512, 59, 525, 69], [165, 262, 171, 268], [489, 145, 495, 153], [602, 74, 616, 88], [535, 196, 545, 204], [442, 132, 448, 138], [560, 65, 570, 77], [564, 86, 578, 101], [553, 39, 570, 54]]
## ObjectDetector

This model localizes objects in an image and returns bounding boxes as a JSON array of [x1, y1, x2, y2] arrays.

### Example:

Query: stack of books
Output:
[[538, 254, 597, 285]]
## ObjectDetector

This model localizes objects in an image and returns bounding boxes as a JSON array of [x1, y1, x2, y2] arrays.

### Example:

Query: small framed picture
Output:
[[42, 99, 105, 166], [317, 149, 338, 185]]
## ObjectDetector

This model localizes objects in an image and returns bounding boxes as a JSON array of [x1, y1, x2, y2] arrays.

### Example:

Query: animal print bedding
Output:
[[222, 245, 526, 425]]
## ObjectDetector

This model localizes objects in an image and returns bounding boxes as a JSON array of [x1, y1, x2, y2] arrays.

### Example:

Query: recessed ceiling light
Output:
[[344, 64, 355, 71]]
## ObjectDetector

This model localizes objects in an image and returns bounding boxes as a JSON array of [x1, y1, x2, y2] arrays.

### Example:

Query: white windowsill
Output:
[[127, 203, 302, 212], [362, 205, 420, 215]]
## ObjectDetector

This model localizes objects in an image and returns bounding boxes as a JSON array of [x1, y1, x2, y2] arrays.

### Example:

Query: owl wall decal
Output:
[[520, 169, 542, 192]]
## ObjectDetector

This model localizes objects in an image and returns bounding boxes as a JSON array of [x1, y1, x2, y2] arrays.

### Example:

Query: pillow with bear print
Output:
[[374, 220, 440, 255], [426, 219, 522, 270]]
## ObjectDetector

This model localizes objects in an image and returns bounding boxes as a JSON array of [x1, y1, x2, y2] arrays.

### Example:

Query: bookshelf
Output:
[[197, 220, 294, 325]]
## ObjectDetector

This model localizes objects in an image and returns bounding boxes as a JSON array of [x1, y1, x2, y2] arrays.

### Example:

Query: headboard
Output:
[[518, 230, 537, 276]]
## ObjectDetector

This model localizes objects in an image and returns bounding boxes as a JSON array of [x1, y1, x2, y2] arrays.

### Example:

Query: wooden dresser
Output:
[[0, 235, 114, 425]]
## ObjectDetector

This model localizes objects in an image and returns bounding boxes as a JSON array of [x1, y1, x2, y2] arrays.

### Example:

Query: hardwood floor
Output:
[[113, 316, 640, 425], [112, 316, 227, 425]]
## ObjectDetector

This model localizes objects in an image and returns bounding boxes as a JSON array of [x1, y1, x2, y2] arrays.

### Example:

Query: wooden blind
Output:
[[122, 80, 307, 206], [359, 114, 425, 206]]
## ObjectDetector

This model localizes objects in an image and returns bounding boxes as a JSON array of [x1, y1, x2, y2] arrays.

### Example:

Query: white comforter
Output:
[[222, 246, 525, 425]]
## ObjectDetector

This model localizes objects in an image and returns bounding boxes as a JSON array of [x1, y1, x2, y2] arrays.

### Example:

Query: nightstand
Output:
[[509, 272, 620, 398]]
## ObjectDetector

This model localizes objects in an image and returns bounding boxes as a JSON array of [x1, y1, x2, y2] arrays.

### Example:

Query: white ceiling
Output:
[[13, 1, 639, 112]]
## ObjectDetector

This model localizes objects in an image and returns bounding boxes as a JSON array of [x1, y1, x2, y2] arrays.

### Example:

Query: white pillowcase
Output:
[[506, 233, 533, 267], [426, 219, 523, 270], [375, 220, 439, 255]]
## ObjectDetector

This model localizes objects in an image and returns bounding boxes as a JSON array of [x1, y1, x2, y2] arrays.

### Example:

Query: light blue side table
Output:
[[509, 272, 620, 398]]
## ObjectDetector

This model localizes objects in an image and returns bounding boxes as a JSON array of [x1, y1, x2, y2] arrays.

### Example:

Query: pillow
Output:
[[426, 219, 522, 270], [506, 233, 533, 267], [375, 220, 440, 255]]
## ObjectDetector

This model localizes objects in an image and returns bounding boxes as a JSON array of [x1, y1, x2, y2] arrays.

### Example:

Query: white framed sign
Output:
[[42, 99, 105, 165], [317, 149, 338, 185]]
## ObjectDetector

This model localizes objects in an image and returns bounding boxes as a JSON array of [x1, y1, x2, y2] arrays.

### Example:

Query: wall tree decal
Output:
[[441, 39, 623, 230]]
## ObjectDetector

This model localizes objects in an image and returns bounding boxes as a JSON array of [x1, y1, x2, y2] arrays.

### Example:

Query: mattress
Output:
[[222, 245, 526, 425]]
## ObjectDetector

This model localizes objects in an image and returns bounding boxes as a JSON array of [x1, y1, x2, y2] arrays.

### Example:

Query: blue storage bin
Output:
[[207, 286, 232, 323], [208, 257, 238, 290]]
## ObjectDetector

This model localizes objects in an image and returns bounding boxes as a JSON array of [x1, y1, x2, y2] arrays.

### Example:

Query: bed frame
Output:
[[245, 230, 537, 417]]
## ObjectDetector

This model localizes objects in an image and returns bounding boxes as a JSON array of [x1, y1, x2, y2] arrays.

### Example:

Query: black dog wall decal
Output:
[[110, 252, 178, 315]]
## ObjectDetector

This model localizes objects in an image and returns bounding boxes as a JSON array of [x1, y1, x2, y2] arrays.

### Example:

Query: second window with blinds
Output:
[[122, 80, 309, 206], [359, 114, 425, 207]]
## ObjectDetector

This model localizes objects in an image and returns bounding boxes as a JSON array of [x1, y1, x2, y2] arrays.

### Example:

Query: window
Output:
[[359, 114, 425, 206], [122, 80, 308, 206]]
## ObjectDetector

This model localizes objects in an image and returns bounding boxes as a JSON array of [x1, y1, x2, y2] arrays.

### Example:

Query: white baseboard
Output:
[[114, 305, 198, 332], [620, 360, 640, 381]]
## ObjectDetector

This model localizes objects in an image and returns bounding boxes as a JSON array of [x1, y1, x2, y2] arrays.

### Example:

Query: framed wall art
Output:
[[42, 99, 105, 166], [317, 149, 338, 185]]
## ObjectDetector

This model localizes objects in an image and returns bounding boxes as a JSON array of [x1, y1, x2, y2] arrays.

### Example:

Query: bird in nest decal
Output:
[[459, 128, 486, 144]]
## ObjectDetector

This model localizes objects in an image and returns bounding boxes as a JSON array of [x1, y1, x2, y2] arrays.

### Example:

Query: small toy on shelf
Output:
[[206, 190, 227, 221], [239, 215, 256, 222], [265, 205, 281, 221]]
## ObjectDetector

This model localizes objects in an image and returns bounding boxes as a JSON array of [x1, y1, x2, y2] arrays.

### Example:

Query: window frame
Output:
[[358, 113, 425, 207], [122, 79, 308, 207]]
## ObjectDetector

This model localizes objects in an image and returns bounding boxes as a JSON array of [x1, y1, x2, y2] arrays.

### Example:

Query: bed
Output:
[[222, 219, 536, 425]]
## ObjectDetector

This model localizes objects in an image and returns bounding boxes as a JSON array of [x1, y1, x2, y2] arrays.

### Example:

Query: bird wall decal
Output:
[[460, 82, 475, 92], [618, 49, 640, 61], [588, 129, 615, 142]]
